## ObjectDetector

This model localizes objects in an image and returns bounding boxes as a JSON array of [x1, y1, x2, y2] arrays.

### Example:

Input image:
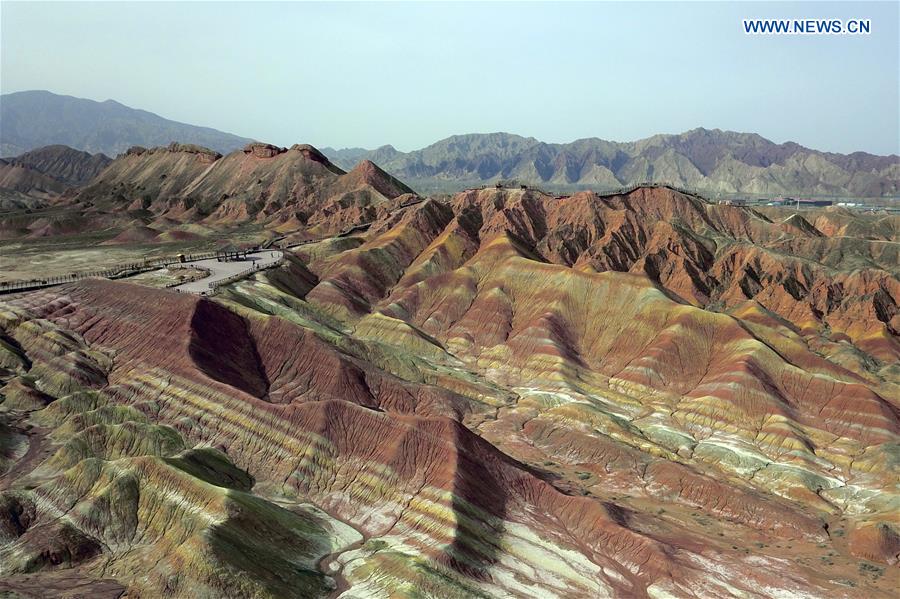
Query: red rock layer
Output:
[[68, 141, 416, 234]]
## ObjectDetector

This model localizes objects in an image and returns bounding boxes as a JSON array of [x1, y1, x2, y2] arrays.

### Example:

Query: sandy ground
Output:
[[0, 223, 271, 282], [0, 243, 200, 282]]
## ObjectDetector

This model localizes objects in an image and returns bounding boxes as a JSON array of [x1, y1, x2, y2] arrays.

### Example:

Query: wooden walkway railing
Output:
[[0, 251, 217, 294], [207, 255, 287, 293]]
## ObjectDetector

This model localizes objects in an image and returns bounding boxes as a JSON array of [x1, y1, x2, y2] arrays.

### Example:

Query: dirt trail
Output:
[[319, 534, 368, 598], [309, 506, 372, 599]]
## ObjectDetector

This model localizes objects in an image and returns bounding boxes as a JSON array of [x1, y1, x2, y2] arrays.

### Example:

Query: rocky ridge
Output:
[[324, 129, 900, 196]]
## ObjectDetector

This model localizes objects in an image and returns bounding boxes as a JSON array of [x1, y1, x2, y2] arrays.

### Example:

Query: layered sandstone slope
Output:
[[0, 159, 66, 198], [5, 144, 112, 187], [1, 184, 897, 598], [308, 186, 898, 364], [2, 279, 884, 599], [292, 187, 897, 592], [75, 143, 223, 208], [0, 144, 112, 207], [68, 141, 416, 235]]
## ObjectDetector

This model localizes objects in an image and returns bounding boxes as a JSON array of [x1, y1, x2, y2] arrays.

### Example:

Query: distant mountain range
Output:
[[0, 90, 253, 157], [323, 130, 899, 198], [1, 91, 896, 198]]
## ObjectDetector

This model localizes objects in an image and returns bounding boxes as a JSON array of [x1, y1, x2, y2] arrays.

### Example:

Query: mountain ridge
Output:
[[0, 144, 114, 209], [324, 128, 900, 197], [2, 90, 896, 198], [66, 141, 417, 239], [4, 144, 113, 186], [0, 90, 254, 157]]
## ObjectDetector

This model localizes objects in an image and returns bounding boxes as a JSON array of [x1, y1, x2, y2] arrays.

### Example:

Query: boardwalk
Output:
[[172, 250, 283, 294]]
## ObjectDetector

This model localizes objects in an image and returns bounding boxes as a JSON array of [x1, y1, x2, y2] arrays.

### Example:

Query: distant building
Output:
[[770, 198, 833, 208]]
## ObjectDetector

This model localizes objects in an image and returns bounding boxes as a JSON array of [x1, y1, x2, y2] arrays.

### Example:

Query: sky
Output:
[[2, 1, 898, 155]]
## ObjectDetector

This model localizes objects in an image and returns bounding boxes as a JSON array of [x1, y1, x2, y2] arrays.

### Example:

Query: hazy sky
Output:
[[2, 1, 898, 154]]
